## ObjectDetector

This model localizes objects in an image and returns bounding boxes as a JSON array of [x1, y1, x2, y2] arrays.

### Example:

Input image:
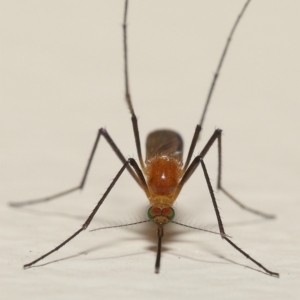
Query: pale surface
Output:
[[1, 1, 299, 299]]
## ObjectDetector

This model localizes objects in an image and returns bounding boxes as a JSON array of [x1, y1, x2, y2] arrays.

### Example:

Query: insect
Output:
[[10, 0, 279, 277]]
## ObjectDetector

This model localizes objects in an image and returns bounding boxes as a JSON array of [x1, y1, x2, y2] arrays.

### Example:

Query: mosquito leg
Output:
[[184, 128, 275, 218], [9, 128, 143, 207], [180, 156, 279, 277], [183, 125, 201, 172], [223, 236, 279, 277], [122, 0, 145, 170], [130, 115, 145, 170], [199, 0, 252, 129], [207, 130, 275, 218], [210, 130, 275, 219], [218, 187, 275, 218], [24, 157, 148, 268], [180, 129, 222, 189]]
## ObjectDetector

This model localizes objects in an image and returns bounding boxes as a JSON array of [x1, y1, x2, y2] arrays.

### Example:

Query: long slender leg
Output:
[[9, 128, 143, 207], [223, 236, 279, 277], [122, 0, 145, 170], [179, 155, 279, 277], [24, 157, 149, 268], [207, 130, 275, 218], [11, 1, 143, 208], [183, 128, 275, 218], [202, 154, 278, 277], [180, 153, 223, 234], [199, 0, 252, 129], [183, 125, 201, 172], [186, 0, 252, 170]]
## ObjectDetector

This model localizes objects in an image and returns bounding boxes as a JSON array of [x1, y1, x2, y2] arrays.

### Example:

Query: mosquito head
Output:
[[148, 206, 175, 226]]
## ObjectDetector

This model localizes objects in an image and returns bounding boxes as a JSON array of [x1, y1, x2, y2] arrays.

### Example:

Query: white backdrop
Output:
[[1, 1, 299, 299]]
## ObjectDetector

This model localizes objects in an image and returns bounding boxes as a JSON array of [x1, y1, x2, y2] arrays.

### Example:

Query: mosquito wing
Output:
[[146, 130, 183, 161]]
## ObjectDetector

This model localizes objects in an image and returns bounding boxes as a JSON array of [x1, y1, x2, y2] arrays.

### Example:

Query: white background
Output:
[[1, 0, 299, 299]]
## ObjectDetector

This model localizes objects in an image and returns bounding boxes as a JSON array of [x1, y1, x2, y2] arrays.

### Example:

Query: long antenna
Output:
[[199, 0, 252, 128], [90, 220, 150, 232]]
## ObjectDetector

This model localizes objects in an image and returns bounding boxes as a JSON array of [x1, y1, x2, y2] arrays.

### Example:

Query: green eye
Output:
[[161, 207, 175, 220], [148, 207, 161, 220], [148, 206, 175, 222]]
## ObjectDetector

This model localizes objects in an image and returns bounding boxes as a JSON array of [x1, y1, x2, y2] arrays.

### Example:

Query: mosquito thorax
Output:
[[145, 155, 183, 196], [148, 206, 175, 225]]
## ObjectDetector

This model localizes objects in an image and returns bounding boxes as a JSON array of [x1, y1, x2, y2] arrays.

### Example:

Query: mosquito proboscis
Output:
[[9, 0, 279, 277]]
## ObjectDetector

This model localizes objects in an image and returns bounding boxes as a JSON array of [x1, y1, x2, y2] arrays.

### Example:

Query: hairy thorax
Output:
[[144, 155, 183, 207]]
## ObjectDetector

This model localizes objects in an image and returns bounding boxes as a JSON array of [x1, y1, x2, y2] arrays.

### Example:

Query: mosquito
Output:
[[10, 0, 279, 277]]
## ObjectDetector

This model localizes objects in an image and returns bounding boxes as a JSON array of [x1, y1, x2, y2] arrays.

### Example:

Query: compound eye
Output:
[[148, 206, 161, 220], [161, 207, 175, 221]]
